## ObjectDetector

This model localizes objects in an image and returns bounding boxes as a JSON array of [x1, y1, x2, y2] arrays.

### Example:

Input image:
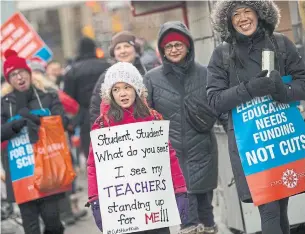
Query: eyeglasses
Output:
[[8, 69, 28, 80], [164, 43, 184, 52]]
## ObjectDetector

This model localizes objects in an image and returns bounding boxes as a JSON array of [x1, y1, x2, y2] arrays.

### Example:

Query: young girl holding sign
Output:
[[87, 62, 188, 234]]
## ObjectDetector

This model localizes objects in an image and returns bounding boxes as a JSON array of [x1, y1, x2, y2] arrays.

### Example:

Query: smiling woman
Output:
[[231, 6, 258, 37], [109, 31, 141, 64], [208, 1, 305, 234], [160, 31, 190, 64], [114, 43, 137, 63]]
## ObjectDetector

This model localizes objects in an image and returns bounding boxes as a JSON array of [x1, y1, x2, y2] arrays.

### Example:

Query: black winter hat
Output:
[[78, 37, 96, 56]]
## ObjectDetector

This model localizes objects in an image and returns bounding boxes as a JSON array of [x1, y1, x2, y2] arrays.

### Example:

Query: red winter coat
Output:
[[87, 104, 186, 202], [58, 90, 79, 115]]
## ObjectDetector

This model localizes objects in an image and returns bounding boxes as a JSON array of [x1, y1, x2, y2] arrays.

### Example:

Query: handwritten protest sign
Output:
[[233, 78, 305, 206], [1, 12, 52, 62], [8, 109, 71, 204], [90, 121, 181, 234]]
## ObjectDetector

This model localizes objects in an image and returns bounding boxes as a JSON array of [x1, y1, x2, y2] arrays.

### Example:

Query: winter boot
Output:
[[70, 194, 87, 220], [204, 224, 218, 234], [197, 223, 205, 234], [59, 194, 76, 226], [179, 225, 198, 234]]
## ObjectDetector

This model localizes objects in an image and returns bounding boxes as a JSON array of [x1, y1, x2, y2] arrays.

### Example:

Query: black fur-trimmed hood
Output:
[[210, 0, 281, 43]]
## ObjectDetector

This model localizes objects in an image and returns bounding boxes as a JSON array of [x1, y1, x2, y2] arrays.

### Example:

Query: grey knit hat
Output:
[[28, 60, 46, 74], [101, 62, 146, 101]]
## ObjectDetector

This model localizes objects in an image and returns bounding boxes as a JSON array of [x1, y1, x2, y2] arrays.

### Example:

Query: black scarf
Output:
[[164, 52, 194, 80], [14, 86, 41, 144], [234, 22, 265, 44], [14, 86, 34, 111]]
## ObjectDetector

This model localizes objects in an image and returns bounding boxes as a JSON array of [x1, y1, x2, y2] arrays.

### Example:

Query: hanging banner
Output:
[[90, 121, 181, 234], [232, 76, 305, 206], [1, 12, 52, 62], [8, 109, 71, 204]]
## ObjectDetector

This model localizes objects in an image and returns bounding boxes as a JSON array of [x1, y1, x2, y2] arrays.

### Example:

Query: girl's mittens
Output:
[[91, 199, 103, 232]]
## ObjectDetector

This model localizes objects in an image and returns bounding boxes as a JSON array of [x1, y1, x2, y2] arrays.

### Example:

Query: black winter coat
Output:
[[1, 88, 67, 202], [64, 55, 110, 109], [64, 55, 110, 155], [89, 57, 147, 126], [207, 1, 305, 202], [144, 21, 219, 193]]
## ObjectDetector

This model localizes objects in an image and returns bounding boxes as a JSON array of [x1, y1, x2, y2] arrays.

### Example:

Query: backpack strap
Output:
[[270, 32, 287, 75], [222, 42, 231, 72], [221, 42, 240, 86], [272, 32, 287, 55]]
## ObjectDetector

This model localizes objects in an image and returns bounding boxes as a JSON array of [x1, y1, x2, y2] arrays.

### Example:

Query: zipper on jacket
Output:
[[195, 114, 207, 125], [180, 85, 187, 167], [9, 102, 13, 118]]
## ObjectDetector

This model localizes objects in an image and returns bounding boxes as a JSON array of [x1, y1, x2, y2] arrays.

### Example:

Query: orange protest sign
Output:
[[1, 12, 52, 62]]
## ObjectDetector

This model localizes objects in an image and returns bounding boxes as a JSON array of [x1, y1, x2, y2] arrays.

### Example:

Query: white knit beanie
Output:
[[101, 62, 146, 101]]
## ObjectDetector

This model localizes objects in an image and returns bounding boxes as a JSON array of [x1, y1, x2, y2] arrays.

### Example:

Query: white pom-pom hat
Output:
[[100, 62, 146, 101]]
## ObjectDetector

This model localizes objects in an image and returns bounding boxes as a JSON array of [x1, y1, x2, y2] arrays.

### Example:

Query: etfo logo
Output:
[[282, 169, 298, 189]]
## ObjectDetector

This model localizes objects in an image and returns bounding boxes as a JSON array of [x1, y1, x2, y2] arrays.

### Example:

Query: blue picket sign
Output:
[[7, 109, 50, 181]]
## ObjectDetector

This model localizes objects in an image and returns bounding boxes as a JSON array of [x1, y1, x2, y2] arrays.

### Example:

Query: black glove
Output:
[[1, 119, 27, 142], [18, 107, 41, 144], [245, 70, 276, 98], [18, 107, 41, 125], [27, 120, 40, 144], [11, 119, 27, 133], [269, 70, 289, 103]]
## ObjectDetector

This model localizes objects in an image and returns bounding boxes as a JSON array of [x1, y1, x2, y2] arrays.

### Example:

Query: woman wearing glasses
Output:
[[1, 50, 67, 234], [144, 21, 225, 234]]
